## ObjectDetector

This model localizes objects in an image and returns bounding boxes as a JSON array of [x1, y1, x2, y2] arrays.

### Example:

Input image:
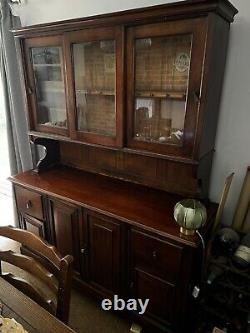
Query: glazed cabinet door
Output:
[[48, 198, 83, 271], [64, 26, 123, 147], [127, 17, 208, 158], [23, 36, 69, 136], [82, 210, 121, 295]]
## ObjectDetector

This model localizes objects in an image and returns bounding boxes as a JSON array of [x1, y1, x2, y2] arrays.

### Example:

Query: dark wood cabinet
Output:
[[82, 210, 121, 294], [48, 198, 83, 272], [10, 1, 238, 332], [10, 168, 217, 332]]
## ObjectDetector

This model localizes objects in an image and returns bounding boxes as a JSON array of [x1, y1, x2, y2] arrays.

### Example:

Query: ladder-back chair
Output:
[[0, 226, 73, 324]]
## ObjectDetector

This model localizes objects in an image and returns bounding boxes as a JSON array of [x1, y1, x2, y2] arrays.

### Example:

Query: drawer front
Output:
[[15, 186, 44, 220], [131, 229, 183, 283]]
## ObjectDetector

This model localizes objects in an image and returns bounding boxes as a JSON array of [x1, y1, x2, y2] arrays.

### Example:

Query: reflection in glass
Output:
[[31, 47, 67, 128], [134, 35, 192, 145], [73, 40, 116, 136]]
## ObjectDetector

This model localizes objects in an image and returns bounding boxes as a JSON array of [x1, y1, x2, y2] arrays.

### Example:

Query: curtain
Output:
[[0, 0, 32, 175]]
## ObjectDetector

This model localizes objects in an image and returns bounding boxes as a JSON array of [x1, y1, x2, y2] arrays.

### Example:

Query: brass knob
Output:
[[80, 248, 86, 254], [26, 200, 32, 209]]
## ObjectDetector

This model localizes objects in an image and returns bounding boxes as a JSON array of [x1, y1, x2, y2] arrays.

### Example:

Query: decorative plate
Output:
[[174, 53, 190, 72]]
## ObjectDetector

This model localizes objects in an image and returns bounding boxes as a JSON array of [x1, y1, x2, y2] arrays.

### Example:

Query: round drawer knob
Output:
[[152, 250, 157, 259], [26, 200, 32, 209]]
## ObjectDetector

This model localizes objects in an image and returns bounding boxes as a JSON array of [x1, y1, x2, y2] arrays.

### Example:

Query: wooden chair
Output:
[[0, 226, 73, 324]]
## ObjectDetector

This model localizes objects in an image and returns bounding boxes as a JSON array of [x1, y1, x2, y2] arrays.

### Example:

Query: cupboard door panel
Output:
[[24, 36, 69, 136], [132, 269, 175, 325], [64, 26, 123, 147], [127, 18, 208, 157], [84, 211, 121, 294], [22, 215, 45, 239], [49, 199, 83, 271]]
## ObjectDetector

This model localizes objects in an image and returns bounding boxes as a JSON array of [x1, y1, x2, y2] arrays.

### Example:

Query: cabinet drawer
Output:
[[15, 186, 44, 220], [131, 230, 183, 283]]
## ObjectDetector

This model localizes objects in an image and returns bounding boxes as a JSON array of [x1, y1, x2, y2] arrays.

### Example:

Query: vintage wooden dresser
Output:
[[9, 0, 237, 331]]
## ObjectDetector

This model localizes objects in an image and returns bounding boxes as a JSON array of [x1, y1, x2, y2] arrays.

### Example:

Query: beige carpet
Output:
[[69, 289, 131, 333]]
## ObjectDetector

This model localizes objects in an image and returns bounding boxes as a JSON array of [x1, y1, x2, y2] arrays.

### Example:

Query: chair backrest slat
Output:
[[2, 273, 56, 314], [0, 226, 61, 269], [0, 226, 73, 324], [0, 250, 58, 294]]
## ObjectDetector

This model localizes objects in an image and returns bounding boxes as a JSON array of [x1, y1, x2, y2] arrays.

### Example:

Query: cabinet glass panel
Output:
[[73, 40, 116, 136], [134, 35, 192, 145], [31, 47, 67, 128]]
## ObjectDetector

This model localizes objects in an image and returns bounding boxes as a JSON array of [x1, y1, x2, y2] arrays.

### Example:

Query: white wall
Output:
[[14, 0, 250, 225]]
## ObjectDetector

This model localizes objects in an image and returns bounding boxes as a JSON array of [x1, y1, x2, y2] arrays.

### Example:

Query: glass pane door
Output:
[[73, 40, 116, 137], [31, 46, 67, 128], [134, 35, 191, 146]]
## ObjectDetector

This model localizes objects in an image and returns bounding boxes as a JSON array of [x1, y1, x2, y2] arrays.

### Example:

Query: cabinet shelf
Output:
[[76, 89, 115, 96], [135, 90, 186, 100], [33, 63, 61, 67]]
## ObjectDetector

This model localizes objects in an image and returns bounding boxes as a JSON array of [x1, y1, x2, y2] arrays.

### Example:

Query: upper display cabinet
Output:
[[14, 0, 237, 164]]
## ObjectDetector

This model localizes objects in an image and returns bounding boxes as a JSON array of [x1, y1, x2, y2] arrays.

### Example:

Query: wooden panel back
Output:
[[60, 141, 199, 197]]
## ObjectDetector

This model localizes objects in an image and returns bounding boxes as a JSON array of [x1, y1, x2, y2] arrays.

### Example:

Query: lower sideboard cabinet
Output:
[[12, 182, 205, 333], [81, 210, 122, 296]]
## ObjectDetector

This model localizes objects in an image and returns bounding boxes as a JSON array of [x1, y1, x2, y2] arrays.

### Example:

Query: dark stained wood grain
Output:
[[48, 198, 83, 272], [15, 186, 44, 220], [22, 215, 45, 238], [83, 210, 121, 294], [0, 278, 76, 333], [59, 141, 201, 197], [9, 166, 217, 248]]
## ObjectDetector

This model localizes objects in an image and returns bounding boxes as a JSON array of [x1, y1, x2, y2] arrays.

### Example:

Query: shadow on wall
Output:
[[209, 9, 250, 225]]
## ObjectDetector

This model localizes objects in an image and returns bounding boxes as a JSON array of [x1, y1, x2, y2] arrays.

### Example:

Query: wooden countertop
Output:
[[9, 166, 217, 247]]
